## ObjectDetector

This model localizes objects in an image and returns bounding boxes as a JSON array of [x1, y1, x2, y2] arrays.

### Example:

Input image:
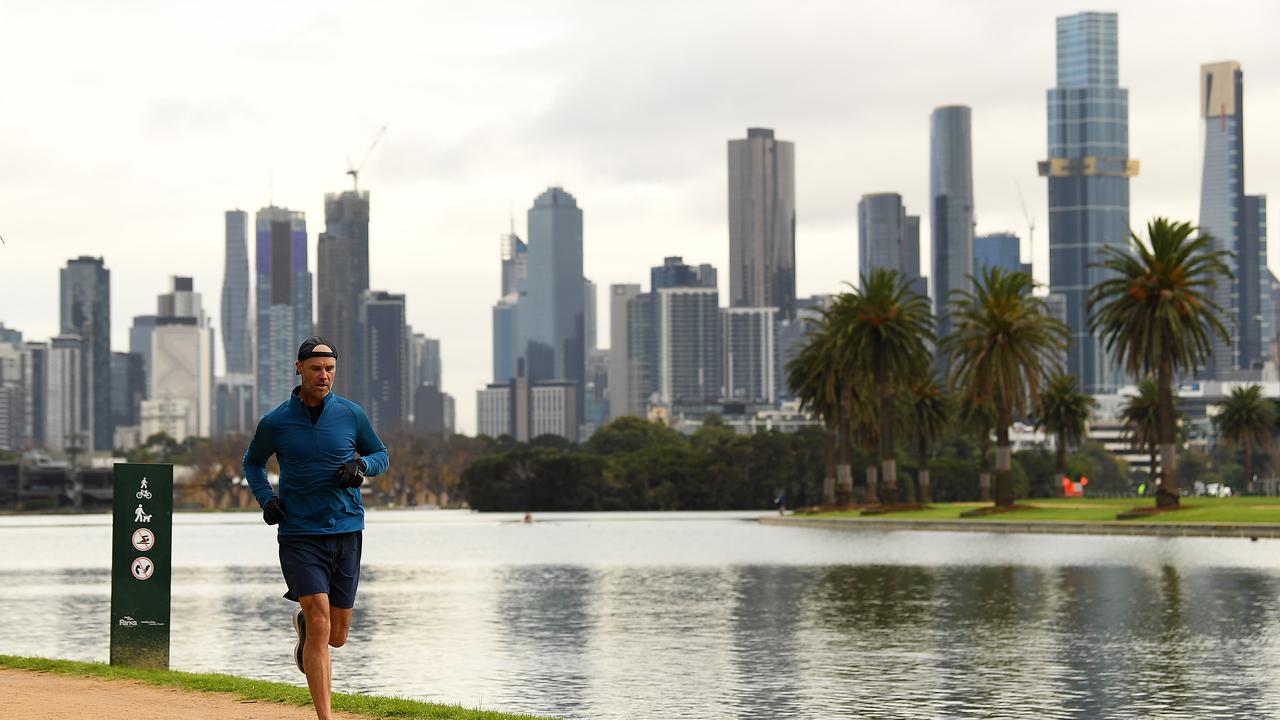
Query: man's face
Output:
[[296, 346, 336, 400]]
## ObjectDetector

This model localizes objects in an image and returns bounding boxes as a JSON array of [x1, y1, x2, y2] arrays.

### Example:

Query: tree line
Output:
[[786, 217, 1234, 510]]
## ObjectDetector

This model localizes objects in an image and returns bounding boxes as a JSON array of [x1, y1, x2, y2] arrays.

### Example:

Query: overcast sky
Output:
[[4, 0, 1280, 434]]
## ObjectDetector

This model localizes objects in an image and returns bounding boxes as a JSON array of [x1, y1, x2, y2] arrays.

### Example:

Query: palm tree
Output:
[[1035, 374, 1098, 497], [786, 316, 841, 505], [960, 391, 994, 501], [910, 376, 951, 503], [1089, 218, 1231, 508], [1214, 384, 1274, 494], [830, 269, 934, 505], [1121, 378, 1165, 488], [944, 266, 1068, 507]]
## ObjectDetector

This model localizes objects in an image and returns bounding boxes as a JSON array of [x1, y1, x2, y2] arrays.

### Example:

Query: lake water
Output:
[[3, 510, 1280, 719]]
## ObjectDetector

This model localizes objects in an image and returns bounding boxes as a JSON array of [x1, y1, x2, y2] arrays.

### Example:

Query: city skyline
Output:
[[4, 3, 1280, 433]]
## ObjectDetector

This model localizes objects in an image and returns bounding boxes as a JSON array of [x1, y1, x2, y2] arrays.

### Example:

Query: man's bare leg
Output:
[[299, 593, 334, 720], [329, 606, 352, 648]]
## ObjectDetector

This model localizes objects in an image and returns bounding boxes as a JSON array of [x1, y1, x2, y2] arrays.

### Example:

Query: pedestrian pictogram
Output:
[[112, 463, 172, 669], [131, 528, 155, 552], [131, 556, 155, 581]]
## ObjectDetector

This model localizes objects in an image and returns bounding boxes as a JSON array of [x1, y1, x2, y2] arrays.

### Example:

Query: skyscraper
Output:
[[723, 307, 776, 404], [318, 190, 371, 405], [973, 232, 1024, 275], [60, 256, 111, 451], [584, 278, 597, 353], [362, 290, 408, 431], [411, 334, 442, 389], [150, 277, 215, 439], [857, 193, 925, 297], [492, 229, 527, 384], [45, 335, 83, 454], [515, 187, 585, 418], [658, 287, 721, 405], [500, 230, 528, 297], [255, 206, 312, 414], [1040, 11, 1137, 393], [221, 210, 252, 375], [110, 351, 145, 431], [728, 128, 796, 319], [930, 105, 974, 340], [1199, 61, 1268, 377], [608, 283, 642, 419]]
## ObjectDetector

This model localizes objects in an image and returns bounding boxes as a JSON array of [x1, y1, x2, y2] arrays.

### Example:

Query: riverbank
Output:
[[0, 655, 550, 720], [766, 497, 1280, 539]]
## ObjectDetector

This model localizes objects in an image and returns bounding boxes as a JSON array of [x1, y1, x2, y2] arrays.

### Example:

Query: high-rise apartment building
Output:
[[59, 256, 111, 451], [1199, 61, 1269, 377], [411, 334, 442, 389], [317, 190, 371, 405], [930, 105, 974, 339], [608, 284, 643, 419], [221, 210, 252, 375], [255, 206, 312, 414], [1040, 11, 1138, 393], [214, 374, 255, 436], [44, 335, 83, 454], [362, 290, 408, 431], [110, 351, 145, 431], [858, 193, 925, 297], [723, 307, 776, 404], [149, 277, 215, 439], [728, 128, 796, 319], [584, 278, 597, 353], [657, 287, 721, 405], [129, 315, 158, 397], [515, 187, 585, 419]]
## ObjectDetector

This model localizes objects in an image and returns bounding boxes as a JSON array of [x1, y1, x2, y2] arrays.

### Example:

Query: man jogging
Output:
[[243, 337, 389, 720]]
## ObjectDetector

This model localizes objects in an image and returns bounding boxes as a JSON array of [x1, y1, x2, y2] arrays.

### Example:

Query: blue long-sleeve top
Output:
[[243, 388, 389, 535]]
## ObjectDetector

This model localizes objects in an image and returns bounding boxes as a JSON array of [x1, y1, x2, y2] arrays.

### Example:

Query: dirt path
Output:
[[0, 668, 364, 720]]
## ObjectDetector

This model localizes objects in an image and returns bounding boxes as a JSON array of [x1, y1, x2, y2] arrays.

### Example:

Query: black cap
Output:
[[297, 336, 338, 362]]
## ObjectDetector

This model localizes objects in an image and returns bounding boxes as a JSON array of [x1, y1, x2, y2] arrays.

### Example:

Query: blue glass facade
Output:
[[516, 187, 585, 419], [930, 106, 974, 340], [1042, 11, 1134, 393], [973, 233, 1021, 275], [1199, 61, 1267, 376], [254, 206, 311, 415], [857, 193, 925, 298]]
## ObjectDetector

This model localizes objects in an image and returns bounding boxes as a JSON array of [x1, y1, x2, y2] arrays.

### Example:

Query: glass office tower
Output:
[[1040, 11, 1137, 393]]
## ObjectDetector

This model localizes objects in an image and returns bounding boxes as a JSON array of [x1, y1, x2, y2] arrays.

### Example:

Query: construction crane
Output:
[[1016, 182, 1036, 253], [346, 126, 387, 193]]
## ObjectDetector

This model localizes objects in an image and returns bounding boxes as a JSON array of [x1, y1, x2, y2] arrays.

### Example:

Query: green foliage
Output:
[[1067, 442, 1131, 496], [460, 418, 828, 511], [1088, 218, 1232, 504], [944, 266, 1067, 506], [1089, 218, 1231, 382]]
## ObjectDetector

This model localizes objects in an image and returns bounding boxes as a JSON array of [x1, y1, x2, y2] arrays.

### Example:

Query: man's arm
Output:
[[353, 405, 390, 476], [242, 417, 278, 508]]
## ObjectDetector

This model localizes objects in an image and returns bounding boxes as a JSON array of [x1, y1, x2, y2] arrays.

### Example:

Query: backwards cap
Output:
[[297, 336, 338, 362]]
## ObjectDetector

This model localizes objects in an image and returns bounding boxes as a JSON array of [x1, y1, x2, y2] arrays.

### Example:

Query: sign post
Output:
[[109, 463, 173, 669]]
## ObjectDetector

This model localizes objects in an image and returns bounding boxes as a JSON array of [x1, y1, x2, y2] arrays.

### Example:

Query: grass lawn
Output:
[[0, 654, 552, 720], [804, 496, 1280, 524]]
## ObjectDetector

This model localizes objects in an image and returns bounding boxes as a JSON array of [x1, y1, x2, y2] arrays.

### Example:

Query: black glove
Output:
[[337, 459, 366, 488], [263, 497, 287, 525]]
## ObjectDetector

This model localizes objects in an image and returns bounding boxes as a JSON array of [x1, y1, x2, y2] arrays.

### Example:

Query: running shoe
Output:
[[292, 608, 306, 674]]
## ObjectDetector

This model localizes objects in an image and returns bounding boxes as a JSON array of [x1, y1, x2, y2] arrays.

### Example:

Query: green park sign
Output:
[[109, 463, 173, 669]]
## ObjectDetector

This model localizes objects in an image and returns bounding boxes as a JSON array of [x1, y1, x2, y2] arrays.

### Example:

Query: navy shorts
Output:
[[278, 532, 363, 609]]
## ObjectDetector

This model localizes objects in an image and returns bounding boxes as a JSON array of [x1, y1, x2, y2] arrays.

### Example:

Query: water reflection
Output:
[[7, 514, 1280, 718]]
